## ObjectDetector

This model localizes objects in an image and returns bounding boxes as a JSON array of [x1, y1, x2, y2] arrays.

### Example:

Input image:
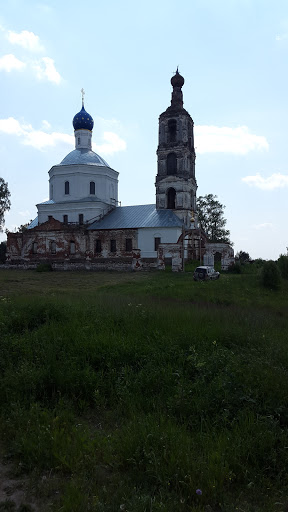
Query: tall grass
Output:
[[0, 270, 288, 511]]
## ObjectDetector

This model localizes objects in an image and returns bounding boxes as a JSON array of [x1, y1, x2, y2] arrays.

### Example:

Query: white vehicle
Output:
[[193, 266, 220, 281]]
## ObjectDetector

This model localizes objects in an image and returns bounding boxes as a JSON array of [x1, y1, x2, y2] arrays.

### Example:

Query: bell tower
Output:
[[156, 69, 197, 226]]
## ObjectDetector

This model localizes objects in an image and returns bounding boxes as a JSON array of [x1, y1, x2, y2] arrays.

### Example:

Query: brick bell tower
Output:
[[156, 69, 197, 226]]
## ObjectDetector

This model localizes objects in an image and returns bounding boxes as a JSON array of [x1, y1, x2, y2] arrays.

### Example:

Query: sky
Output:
[[0, 0, 287, 260]]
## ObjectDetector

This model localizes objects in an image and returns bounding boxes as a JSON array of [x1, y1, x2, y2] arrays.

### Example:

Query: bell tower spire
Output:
[[155, 69, 197, 227]]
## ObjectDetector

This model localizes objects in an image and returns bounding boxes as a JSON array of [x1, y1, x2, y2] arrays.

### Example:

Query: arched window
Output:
[[167, 188, 176, 209], [168, 119, 177, 143], [70, 241, 75, 255], [65, 181, 70, 195], [50, 241, 56, 254], [167, 153, 177, 175], [154, 237, 161, 252], [95, 240, 101, 254], [90, 181, 95, 195]]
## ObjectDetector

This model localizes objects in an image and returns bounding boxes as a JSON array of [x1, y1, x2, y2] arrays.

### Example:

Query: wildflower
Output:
[[196, 489, 202, 495]]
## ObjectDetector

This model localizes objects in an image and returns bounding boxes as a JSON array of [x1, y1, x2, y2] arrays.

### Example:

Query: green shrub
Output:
[[278, 254, 288, 279], [0, 241, 7, 263], [36, 263, 52, 272], [228, 262, 242, 273], [260, 260, 281, 289]]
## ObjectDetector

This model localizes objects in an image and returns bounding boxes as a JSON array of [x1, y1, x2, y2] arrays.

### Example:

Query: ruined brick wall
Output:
[[7, 222, 88, 263], [6, 219, 139, 265], [89, 229, 138, 260]]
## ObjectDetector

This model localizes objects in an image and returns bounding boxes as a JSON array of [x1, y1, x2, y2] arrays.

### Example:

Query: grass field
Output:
[[0, 268, 288, 511]]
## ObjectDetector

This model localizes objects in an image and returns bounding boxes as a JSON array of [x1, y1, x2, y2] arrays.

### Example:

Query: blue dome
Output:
[[59, 149, 109, 167], [73, 105, 94, 131]]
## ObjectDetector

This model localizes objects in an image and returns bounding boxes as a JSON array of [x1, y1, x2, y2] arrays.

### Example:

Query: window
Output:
[[32, 242, 38, 254], [110, 239, 116, 253], [167, 153, 177, 175], [154, 237, 161, 252], [90, 181, 95, 195], [79, 214, 84, 225], [78, 137, 80, 145], [50, 241, 56, 254], [65, 181, 70, 195], [167, 188, 176, 209], [48, 215, 52, 221], [95, 239, 102, 254], [168, 119, 177, 142], [125, 238, 132, 252], [63, 214, 68, 224], [70, 241, 76, 255]]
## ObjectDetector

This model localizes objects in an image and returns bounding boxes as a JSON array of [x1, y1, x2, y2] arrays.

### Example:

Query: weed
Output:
[[0, 270, 288, 510], [36, 263, 52, 272]]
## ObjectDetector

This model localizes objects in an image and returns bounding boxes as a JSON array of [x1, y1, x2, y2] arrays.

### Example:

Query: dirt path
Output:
[[0, 459, 36, 510]]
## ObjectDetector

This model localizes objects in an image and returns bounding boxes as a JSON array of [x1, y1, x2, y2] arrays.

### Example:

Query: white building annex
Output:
[[6, 71, 234, 271]]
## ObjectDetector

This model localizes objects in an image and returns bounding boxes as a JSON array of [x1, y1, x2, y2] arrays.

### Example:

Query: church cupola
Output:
[[155, 69, 197, 227], [73, 89, 93, 150], [170, 67, 184, 109]]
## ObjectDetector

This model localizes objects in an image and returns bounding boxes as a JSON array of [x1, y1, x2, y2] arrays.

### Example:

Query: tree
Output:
[[15, 220, 33, 233], [0, 178, 11, 232], [261, 260, 281, 290], [278, 254, 288, 279], [0, 241, 6, 263], [196, 194, 231, 244], [236, 250, 251, 264]]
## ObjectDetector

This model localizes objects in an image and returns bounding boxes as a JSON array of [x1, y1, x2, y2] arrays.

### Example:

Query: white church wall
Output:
[[138, 227, 182, 258], [37, 200, 112, 225], [49, 165, 118, 204]]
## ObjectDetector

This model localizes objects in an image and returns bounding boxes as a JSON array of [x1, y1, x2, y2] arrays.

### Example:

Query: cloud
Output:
[[242, 172, 288, 190], [0, 116, 73, 149], [93, 132, 127, 155], [0, 26, 61, 83], [0, 117, 24, 135], [0, 54, 61, 82], [7, 29, 44, 52], [0, 116, 126, 155], [251, 223, 273, 230], [194, 125, 269, 154], [0, 53, 26, 72], [19, 210, 32, 218], [32, 57, 61, 84], [23, 130, 73, 150], [276, 33, 288, 41], [41, 120, 51, 130]]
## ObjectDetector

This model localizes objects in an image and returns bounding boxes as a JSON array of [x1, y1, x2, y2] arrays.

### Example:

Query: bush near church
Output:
[[261, 260, 282, 289]]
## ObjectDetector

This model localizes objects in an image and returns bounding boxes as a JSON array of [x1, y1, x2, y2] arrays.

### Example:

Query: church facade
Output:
[[6, 71, 234, 271]]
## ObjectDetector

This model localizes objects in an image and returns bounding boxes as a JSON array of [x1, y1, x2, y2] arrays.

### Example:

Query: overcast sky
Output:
[[0, 0, 287, 260]]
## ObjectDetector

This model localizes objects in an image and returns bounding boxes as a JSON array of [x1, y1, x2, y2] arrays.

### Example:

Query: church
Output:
[[6, 70, 234, 271]]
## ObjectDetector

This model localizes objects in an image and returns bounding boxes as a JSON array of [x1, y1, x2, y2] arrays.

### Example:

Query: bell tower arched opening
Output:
[[167, 188, 176, 209], [167, 153, 177, 175], [168, 119, 177, 142]]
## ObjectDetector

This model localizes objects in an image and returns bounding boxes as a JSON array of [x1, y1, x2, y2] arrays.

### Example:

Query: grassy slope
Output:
[[0, 269, 288, 512]]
